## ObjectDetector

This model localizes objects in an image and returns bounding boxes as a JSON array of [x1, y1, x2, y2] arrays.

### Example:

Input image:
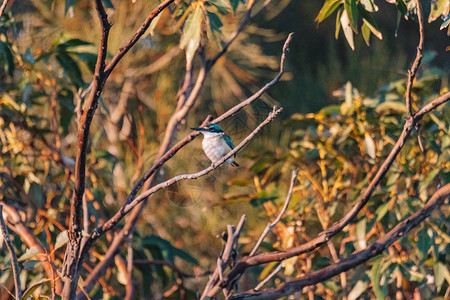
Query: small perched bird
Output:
[[191, 123, 239, 167]]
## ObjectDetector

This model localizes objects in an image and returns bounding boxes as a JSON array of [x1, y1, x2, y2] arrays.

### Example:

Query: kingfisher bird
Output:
[[191, 124, 239, 167]]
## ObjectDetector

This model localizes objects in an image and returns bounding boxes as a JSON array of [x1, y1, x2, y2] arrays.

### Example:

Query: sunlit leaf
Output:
[[361, 22, 371, 45], [207, 0, 231, 15], [54, 231, 69, 251], [344, 0, 358, 33], [18, 247, 39, 261], [340, 9, 355, 50], [364, 133, 376, 159], [348, 279, 368, 300], [316, 0, 343, 23], [180, 5, 203, 63], [358, 4, 383, 40]]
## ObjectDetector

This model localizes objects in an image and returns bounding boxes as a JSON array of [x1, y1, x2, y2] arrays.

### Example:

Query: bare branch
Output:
[[76, 32, 293, 298], [88, 106, 282, 241], [0, 0, 10, 20], [231, 183, 450, 299], [405, 0, 424, 117], [414, 90, 450, 120], [202, 215, 247, 299], [0, 205, 22, 300], [254, 263, 283, 292], [103, 0, 175, 79], [249, 170, 298, 256]]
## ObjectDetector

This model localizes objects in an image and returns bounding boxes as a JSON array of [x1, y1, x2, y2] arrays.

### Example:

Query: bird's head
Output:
[[191, 123, 223, 133]]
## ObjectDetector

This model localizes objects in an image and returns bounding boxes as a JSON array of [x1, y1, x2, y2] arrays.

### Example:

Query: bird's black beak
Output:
[[191, 127, 207, 131]]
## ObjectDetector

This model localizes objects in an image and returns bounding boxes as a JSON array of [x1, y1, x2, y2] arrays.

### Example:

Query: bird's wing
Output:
[[223, 134, 235, 149]]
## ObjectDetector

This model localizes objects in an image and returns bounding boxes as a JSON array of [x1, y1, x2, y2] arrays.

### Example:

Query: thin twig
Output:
[[230, 183, 450, 299], [254, 263, 283, 291], [405, 0, 424, 118], [103, 0, 175, 79], [0, 0, 10, 20], [0, 205, 22, 300], [202, 215, 246, 299], [249, 170, 298, 257]]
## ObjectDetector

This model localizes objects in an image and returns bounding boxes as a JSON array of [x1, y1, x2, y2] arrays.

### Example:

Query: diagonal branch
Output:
[[230, 183, 450, 299], [405, 0, 424, 118], [0, 0, 10, 20], [103, 0, 175, 79], [0, 205, 22, 300], [87, 106, 283, 242]]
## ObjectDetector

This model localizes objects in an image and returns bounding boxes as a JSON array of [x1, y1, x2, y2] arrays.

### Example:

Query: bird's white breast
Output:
[[202, 134, 234, 164]]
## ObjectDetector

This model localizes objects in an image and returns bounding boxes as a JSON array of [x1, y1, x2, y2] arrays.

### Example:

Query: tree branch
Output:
[[103, 0, 175, 79], [0, 0, 10, 20], [249, 169, 297, 256], [230, 183, 450, 299], [0, 205, 22, 300], [88, 106, 282, 241], [405, 0, 424, 118], [76, 31, 293, 298]]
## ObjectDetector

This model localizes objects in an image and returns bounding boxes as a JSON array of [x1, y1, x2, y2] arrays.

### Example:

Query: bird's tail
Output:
[[231, 161, 239, 167]]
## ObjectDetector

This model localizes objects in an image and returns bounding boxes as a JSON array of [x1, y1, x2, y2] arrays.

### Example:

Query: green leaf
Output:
[[23, 260, 41, 271], [360, 0, 378, 12], [180, 5, 203, 63], [316, 0, 343, 23], [370, 259, 388, 300], [207, 0, 231, 15], [375, 201, 389, 221], [335, 8, 343, 39], [57, 38, 93, 49], [396, 0, 407, 15], [58, 89, 75, 135], [434, 262, 446, 292], [0, 39, 14, 76], [340, 9, 355, 50], [230, 0, 241, 12], [358, 4, 383, 40], [29, 182, 44, 207], [55, 52, 84, 87], [344, 0, 358, 33], [72, 52, 97, 72], [361, 22, 371, 45], [102, 0, 114, 9], [65, 0, 76, 14], [208, 11, 223, 33], [142, 235, 198, 265]]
